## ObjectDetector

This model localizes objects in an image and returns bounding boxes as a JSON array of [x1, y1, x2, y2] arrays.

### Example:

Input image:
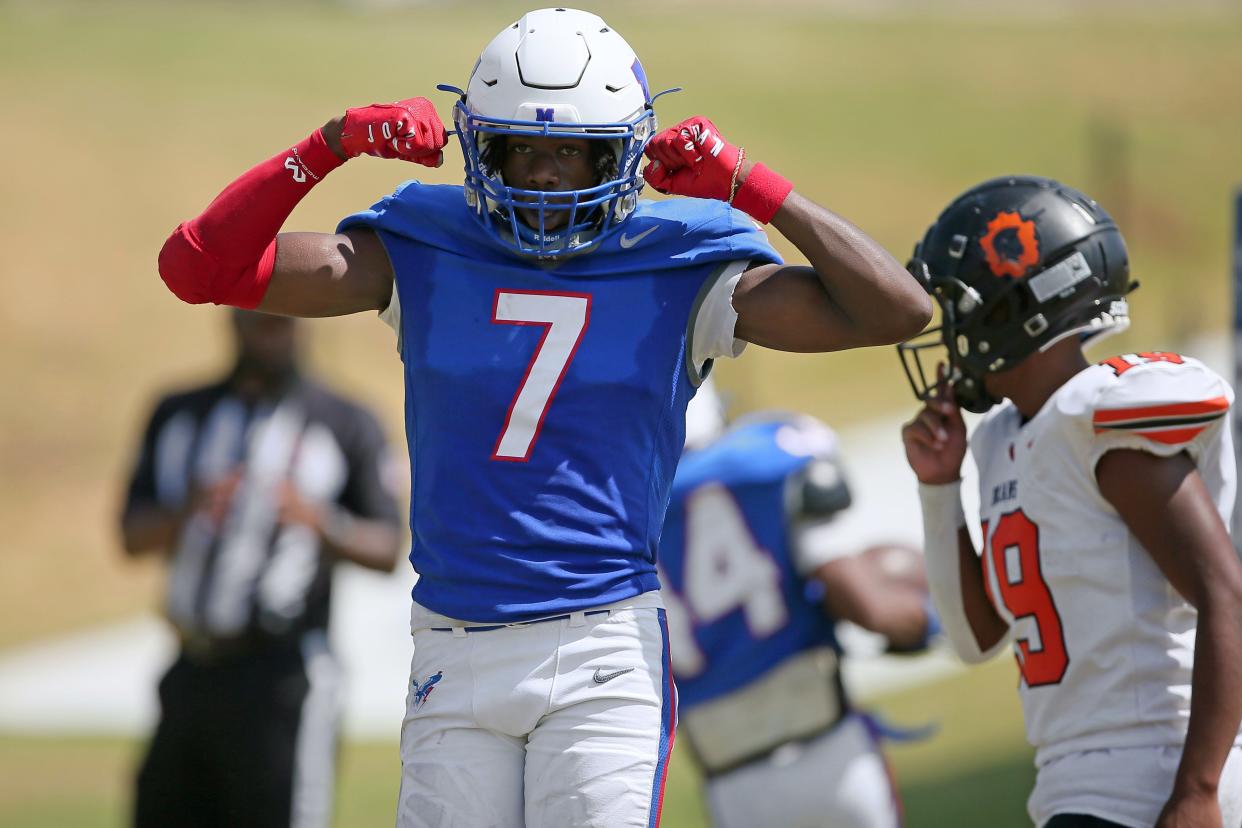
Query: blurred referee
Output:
[[119, 310, 403, 828]]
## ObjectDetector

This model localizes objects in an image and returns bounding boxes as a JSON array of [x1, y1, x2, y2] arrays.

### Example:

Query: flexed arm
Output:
[[643, 117, 931, 352], [158, 99, 447, 317]]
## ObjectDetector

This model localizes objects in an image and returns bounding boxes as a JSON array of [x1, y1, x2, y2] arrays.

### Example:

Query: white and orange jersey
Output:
[[969, 351, 1236, 766]]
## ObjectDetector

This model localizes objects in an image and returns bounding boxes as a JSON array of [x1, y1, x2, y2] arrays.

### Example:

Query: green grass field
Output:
[[0, 657, 1033, 827], [0, 1, 1237, 824]]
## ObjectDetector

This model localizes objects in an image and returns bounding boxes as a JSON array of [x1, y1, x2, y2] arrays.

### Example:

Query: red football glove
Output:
[[339, 97, 447, 167], [643, 116, 740, 202], [643, 116, 794, 224]]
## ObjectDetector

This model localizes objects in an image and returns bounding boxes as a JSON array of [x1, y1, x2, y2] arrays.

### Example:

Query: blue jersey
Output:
[[339, 183, 780, 622], [659, 416, 843, 710]]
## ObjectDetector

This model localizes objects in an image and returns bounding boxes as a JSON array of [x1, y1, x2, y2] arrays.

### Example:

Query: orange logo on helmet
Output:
[[979, 211, 1040, 278]]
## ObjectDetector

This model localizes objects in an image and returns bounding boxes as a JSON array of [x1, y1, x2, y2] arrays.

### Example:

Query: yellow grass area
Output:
[[0, 1, 1239, 649]]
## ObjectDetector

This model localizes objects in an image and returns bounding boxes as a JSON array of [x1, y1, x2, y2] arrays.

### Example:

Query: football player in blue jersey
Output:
[[660, 382, 937, 828], [157, 8, 931, 827]]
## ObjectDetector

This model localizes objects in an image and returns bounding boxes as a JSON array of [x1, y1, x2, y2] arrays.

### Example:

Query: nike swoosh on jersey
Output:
[[618, 226, 658, 248], [592, 667, 635, 684]]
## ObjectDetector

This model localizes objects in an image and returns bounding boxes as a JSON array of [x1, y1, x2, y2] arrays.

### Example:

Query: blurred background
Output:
[[1, 0, 1240, 824]]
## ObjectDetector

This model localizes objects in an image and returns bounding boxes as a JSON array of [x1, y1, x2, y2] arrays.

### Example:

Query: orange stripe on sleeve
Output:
[[1092, 425, 1210, 444], [1092, 396, 1229, 425]]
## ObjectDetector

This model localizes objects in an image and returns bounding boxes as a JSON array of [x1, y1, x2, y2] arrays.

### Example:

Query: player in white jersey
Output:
[[897, 176, 1242, 828]]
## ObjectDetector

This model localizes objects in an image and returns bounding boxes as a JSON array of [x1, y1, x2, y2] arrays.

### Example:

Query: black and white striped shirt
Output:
[[124, 377, 402, 645]]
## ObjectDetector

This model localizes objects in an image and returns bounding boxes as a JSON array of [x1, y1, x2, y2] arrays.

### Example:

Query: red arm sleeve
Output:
[[157, 129, 344, 307]]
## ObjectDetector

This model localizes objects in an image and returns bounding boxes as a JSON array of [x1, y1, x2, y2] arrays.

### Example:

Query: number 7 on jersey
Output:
[[491, 290, 592, 461]]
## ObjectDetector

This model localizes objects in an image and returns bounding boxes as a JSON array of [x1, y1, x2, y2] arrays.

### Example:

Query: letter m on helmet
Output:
[[535, 107, 555, 122]]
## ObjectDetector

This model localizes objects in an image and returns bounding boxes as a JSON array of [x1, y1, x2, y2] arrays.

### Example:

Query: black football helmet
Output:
[[897, 175, 1135, 413]]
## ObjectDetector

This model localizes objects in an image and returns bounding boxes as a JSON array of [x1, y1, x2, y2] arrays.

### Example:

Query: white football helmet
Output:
[[439, 8, 663, 257]]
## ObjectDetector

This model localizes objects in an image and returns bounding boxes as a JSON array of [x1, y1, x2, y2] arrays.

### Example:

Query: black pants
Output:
[[134, 638, 339, 828], [1043, 816, 1128, 828]]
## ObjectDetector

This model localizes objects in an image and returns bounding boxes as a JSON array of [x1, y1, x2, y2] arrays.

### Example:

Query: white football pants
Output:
[[1028, 743, 1242, 827], [396, 592, 675, 828], [703, 713, 901, 828]]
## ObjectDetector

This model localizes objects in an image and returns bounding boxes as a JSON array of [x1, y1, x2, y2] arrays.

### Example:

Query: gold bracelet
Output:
[[728, 146, 746, 204]]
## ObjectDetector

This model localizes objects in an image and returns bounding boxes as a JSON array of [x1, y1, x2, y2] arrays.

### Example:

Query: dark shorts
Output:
[[133, 635, 340, 828]]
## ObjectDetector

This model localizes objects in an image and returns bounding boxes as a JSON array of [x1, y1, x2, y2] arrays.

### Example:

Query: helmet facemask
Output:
[[898, 176, 1135, 414], [899, 242, 1134, 414], [898, 256, 1005, 414], [450, 103, 653, 257], [440, 8, 667, 259]]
